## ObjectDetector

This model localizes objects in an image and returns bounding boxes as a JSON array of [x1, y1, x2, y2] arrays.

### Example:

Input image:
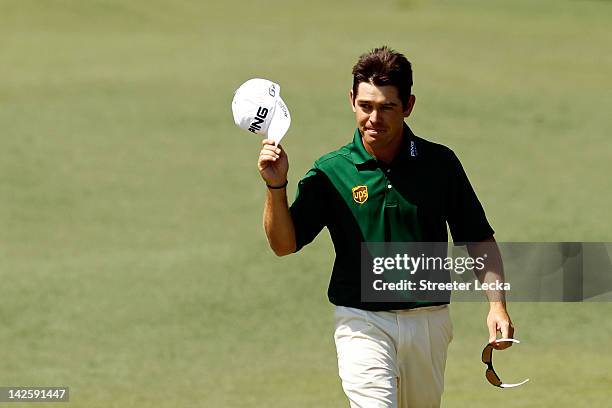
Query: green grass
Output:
[[0, 0, 611, 406]]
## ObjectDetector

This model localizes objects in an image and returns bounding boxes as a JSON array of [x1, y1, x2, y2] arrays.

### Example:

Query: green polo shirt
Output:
[[289, 124, 494, 311]]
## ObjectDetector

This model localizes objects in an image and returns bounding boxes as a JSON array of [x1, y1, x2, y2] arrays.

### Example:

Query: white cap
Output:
[[231, 78, 291, 144]]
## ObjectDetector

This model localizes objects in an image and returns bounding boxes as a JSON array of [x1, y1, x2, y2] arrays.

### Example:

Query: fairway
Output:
[[1, 0, 611, 407]]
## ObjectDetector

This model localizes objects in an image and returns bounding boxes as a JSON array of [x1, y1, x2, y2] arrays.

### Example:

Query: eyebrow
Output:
[[356, 100, 398, 107]]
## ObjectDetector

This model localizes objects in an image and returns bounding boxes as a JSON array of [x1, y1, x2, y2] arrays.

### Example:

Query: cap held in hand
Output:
[[231, 78, 291, 144]]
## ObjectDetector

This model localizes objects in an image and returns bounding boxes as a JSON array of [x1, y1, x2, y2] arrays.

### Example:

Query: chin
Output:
[[361, 131, 375, 141], [366, 133, 388, 146]]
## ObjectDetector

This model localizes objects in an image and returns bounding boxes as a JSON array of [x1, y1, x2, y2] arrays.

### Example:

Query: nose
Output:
[[369, 109, 379, 124]]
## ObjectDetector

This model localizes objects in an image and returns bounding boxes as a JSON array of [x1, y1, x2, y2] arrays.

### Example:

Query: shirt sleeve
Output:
[[289, 168, 328, 252], [446, 151, 495, 244]]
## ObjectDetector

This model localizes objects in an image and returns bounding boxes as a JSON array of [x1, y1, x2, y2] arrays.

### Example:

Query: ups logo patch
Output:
[[352, 185, 368, 204]]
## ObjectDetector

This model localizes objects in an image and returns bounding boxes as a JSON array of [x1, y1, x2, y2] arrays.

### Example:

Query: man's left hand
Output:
[[487, 302, 514, 350]]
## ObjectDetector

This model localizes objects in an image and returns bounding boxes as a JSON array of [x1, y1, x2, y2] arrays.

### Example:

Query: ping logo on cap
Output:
[[352, 185, 368, 204], [248, 107, 269, 133]]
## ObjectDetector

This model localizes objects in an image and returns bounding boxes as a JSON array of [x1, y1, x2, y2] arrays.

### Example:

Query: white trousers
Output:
[[334, 305, 453, 408]]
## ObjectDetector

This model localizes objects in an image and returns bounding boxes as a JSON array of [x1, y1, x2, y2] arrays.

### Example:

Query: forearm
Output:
[[467, 237, 507, 307], [263, 188, 297, 256], [468, 237, 514, 343]]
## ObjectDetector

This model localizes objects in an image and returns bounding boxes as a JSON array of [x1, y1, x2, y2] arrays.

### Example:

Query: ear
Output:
[[403, 94, 416, 118], [349, 89, 357, 113]]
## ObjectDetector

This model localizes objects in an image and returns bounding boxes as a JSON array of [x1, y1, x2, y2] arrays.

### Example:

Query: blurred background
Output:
[[1, 0, 610, 406]]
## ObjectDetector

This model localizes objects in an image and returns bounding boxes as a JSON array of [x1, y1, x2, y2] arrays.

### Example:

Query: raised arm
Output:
[[258, 139, 296, 256]]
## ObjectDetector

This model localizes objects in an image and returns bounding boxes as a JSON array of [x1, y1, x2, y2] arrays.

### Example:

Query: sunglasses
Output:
[[481, 338, 530, 388]]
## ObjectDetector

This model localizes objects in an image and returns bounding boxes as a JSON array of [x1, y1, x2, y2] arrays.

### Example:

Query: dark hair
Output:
[[352, 46, 413, 107]]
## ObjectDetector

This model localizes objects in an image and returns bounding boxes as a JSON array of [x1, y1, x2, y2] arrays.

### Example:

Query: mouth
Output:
[[365, 128, 385, 135]]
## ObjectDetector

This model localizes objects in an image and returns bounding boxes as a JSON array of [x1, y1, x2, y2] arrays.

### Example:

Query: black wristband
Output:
[[266, 180, 288, 189]]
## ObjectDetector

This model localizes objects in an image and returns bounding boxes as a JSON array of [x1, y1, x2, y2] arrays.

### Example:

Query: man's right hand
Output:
[[258, 139, 289, 188]]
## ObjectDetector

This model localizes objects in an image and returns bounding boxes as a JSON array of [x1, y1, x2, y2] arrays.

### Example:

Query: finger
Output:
[[500, 321, 511, 338], [258, 158, 276, 172], [261, 138, 275, 146], [503, 325, 515, 349], [488, 322, 497, 345], [261, 145, 281, 155], [496, 322, 513, 349], [259, 153, 279, 163], [259, 150, 280, 160]]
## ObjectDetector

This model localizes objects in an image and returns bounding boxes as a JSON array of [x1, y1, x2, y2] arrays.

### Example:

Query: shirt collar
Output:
[[349, 123, 418, 168]]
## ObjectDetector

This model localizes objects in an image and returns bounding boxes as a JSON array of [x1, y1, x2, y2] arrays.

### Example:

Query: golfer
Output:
[[257, 46, 514, 408]]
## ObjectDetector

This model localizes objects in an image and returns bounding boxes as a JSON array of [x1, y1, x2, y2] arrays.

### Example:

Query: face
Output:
[[350, 82, 415, 150]]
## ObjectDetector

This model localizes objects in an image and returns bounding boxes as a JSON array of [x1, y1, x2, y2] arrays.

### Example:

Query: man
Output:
[[257, 46, 514, 407]]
